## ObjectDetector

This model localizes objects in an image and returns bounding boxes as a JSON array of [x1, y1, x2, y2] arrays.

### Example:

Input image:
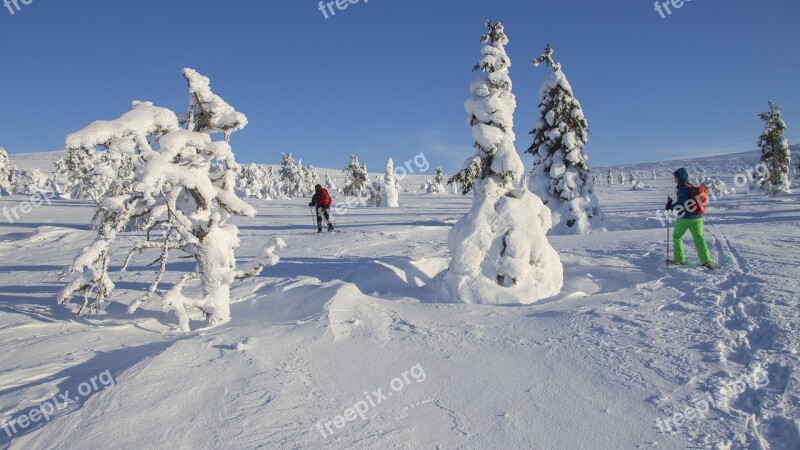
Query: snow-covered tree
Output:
[[239, 163, 269, 199], [440, 21, 563, 305], [301, 163, 320, 197], [426, 165, 448, 194], [618, 171, 625, 185], [629, 172, 638, 186], [342, 154, 369, 197], [279, 153, 303, 198], [380, 158, 399, 207], [369, 177, 383, 207], [651, 171, 657, 180], [757, 101, 792, 196], [606, 168, 614, 185], [0, 147, 11, 196], [526, 44, 604, 234], [12, 168, 52, 195], [58, 68, 285, 331], [324, 172, 337, 193]]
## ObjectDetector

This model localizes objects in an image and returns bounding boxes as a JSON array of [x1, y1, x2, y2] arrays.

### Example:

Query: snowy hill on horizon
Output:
[[1, 146, 798, 449]]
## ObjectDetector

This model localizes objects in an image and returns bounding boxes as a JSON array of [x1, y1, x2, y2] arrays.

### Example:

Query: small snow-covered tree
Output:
[[440, 21, 563, 305], [369, 177, 383, 207], [651, 171, 657, 180], [629, 172, 638, 186], [13, 168, 52, 195], [58, 68, 285, 331], [0, 147, 11, 196], [618, 171, 625, 185], [757, 101, 792, 196], [426, 165, 447, 194], [342, 154, 369, 197], [239, 163, 268, 199], [381, 158, 399, 207], [279, 153, 303, 198], [526, 44, 604, 234], [324, 171, 337, 192], [606, 168, 614, 185], [301, 163, 320, 197]]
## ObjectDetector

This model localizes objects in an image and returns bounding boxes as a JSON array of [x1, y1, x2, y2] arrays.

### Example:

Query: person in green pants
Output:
[[666, 168, 714, 269]]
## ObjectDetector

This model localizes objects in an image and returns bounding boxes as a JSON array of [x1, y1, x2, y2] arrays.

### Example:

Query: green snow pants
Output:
[[673, 218, 712, 265]]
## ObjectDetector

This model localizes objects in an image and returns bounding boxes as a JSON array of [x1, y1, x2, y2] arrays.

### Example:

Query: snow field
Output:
[[0, 150, 798, 448]]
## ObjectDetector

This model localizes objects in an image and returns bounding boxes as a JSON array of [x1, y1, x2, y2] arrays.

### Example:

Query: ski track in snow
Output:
[[0, 153, 798, 449]]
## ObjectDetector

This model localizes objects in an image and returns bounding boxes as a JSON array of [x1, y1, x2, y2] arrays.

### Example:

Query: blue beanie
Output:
[[673, 168, 689, 183]]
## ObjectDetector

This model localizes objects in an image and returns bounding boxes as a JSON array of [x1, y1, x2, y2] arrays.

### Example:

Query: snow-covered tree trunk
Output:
[[757, 101, 792, 196], [381, 158, 399, 207], [526, 44, 605, 235], [440, 21, 563, 305]]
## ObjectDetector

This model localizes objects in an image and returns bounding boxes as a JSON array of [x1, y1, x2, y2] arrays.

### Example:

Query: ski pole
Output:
[[310, 207, 318, 231], [666, 193, 671, 273]]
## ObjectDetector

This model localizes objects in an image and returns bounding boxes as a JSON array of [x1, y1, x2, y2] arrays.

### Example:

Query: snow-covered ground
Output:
[[0, 151, 798, 449]]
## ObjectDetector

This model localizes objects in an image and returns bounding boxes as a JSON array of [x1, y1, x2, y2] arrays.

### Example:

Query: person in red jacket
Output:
[[308, 184, 335, 233]]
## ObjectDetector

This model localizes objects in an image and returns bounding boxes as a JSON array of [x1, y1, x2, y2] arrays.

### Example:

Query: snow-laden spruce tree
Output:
[[757, 101, 792, 196], [369, 177, 383, 207], [343, 154, 369, 197], [618, 171, 625, 185], [440, 21, 563, 305], [606, 168, 614, 185], [629, 172, 638, 186], [58, 68, 284, 331], [526, 44, 605, 234], [301, 163, 320, 197], [279, 153, 303, 198], [426, 165, 448, 194], [381, 158, 399, 207], [0, 147, 11, 196]]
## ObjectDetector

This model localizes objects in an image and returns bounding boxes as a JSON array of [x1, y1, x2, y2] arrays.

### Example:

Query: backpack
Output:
[[318, 188, 332, 206], [685, 183, 708, 215]]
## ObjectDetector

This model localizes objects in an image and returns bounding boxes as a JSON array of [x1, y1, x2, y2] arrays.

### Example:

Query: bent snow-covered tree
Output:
[[58, 68, 285, 331], [757, 101, 792, 196], [527, 44, 605, 234], [381, 158, 400, 207], [440, 21, 563, 305]]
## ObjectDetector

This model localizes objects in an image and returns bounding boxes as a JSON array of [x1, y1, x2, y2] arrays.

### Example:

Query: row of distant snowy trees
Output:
[[237, 153, 453, 203], [0, 148, 54, 197]]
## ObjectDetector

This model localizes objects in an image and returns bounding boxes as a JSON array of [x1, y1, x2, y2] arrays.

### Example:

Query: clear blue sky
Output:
[[1, 0, 798, 173]]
